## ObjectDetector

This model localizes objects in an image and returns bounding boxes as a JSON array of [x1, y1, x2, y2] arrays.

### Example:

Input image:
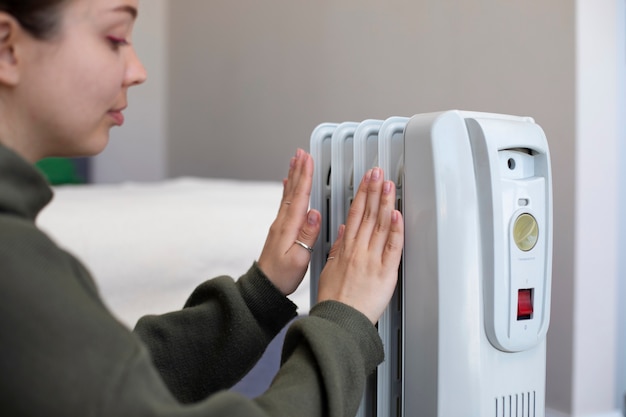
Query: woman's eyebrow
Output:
[[112, 5, 138, 20]]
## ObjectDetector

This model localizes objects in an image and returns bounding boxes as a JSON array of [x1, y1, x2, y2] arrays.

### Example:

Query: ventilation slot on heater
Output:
[[495, 391, 536, 417]]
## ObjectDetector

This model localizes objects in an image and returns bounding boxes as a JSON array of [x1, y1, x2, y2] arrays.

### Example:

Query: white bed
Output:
[[37, 177, 312, 329]]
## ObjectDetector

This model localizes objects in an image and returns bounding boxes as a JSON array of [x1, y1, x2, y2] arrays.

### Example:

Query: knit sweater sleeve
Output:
[[105, 300, 383, 417], [256, 301, 384, 417], [133, 262, 298, 403]]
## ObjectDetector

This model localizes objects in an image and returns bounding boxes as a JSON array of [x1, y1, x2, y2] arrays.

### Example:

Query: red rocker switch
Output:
[[517, 289, 534, 320]]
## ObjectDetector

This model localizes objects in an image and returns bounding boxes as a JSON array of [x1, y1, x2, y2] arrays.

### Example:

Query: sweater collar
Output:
[[0, 144, 53, 221]]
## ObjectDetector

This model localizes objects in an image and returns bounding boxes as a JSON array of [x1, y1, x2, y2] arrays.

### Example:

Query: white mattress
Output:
[[37, 177, 311, 328]]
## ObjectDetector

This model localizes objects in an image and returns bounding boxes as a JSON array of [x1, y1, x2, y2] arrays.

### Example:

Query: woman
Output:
[[0, 0, 404, 416]]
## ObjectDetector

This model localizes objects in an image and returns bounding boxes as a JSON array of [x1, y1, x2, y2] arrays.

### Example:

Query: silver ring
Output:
[[294, 239, 313, 253], [326, 256, 335, 261]]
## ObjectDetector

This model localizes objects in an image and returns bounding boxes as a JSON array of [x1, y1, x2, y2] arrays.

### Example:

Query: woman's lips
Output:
[[108, 110, 125, 126]]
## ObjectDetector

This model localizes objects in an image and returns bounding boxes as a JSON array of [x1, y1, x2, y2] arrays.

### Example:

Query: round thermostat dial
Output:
[[513, 213, 539, 251]]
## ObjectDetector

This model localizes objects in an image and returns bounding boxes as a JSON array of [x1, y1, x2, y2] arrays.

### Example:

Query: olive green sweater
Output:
[[0, 144, 383, 417]]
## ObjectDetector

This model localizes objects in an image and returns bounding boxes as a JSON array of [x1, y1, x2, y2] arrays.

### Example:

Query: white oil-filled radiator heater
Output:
[[308, 110, 553, 417]]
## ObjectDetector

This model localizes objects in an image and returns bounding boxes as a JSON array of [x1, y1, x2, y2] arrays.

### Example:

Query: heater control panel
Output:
[[467, 116, 552, 352]]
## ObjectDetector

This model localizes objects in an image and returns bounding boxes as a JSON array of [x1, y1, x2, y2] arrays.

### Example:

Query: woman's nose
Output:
[[124, 47, 148, 87]]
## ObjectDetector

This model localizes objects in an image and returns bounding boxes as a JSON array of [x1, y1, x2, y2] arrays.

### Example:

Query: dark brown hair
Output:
[[0, 0, 68, 39]]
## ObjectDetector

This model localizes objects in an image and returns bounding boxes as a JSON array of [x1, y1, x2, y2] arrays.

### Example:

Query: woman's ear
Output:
[[0, 12, 21, 86]]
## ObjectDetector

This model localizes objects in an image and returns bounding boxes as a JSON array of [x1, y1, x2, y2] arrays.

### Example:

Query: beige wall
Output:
[[167, 0, 576, 183]]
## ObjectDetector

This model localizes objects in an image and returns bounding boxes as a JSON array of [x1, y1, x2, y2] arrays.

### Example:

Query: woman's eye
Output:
[[106, 36, 129, 48]]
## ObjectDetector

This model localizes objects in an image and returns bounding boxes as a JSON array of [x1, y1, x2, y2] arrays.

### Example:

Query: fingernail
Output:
[[364, 169, 372, 182], [308, 211, 318, 225], [383, 181, 392, 194], [392, 210, 399, 223], [295, 148, 303, 159], [289, 157, 296, 169], [371, 167, 381, 181]]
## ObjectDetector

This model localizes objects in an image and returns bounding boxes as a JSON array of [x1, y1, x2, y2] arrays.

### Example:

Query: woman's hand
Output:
[[257, 149, 321, 296], [317, 167, 404, 324]]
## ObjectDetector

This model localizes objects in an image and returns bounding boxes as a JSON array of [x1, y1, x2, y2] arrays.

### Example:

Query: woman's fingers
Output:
[[291, 210, 320, 253], [258, 149, 321, 296], [316, 167, 404, 324], [383, 209, 404, 269], [344, 167, 396, 253], [367, 179, 397, 254], [342, 168, 374, 243], [273, 150, 316, 248], [278, 149, 311, 218]]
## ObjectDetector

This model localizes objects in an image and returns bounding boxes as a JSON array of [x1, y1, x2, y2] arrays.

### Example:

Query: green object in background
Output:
[[36, 158, 86, 185]]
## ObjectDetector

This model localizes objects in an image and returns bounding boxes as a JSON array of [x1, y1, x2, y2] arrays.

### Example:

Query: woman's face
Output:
[[15, 0, 147, 160]]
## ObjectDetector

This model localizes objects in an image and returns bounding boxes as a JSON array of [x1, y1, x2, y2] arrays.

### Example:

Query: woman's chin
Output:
[[52, 135, 110, 159], [79, 132, 111, 156]]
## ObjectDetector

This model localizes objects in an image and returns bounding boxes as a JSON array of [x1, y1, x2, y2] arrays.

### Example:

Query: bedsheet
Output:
[[37, 177, 312, 328]]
